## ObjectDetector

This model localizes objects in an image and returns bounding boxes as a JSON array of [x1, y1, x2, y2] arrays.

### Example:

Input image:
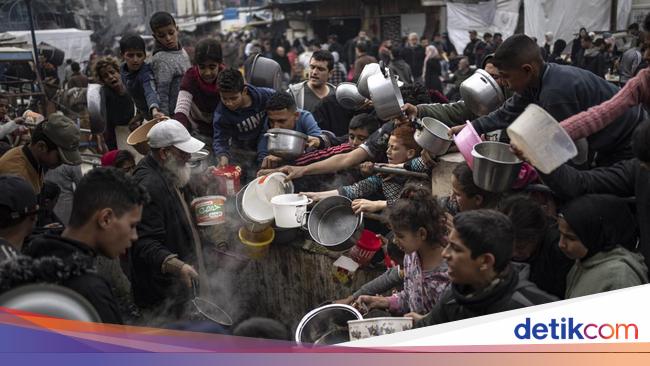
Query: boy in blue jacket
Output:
[[257, 92, 324, 169], [212, 68, 276, 173], [119, 34, 164, 121]]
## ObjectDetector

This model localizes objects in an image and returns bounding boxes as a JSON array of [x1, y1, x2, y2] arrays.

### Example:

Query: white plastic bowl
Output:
[[507, 104, 578, 174], [270, 194, 312, 228]]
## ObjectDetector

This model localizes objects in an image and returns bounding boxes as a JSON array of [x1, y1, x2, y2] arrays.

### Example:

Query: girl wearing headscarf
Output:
[[559, 194, 648, 299], [422, 45, 443, 93]]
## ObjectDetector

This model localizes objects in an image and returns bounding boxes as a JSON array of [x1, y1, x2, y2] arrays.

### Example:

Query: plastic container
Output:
[[270, 194, 311, 228], [453, 121, 482, 168], [349, 229, 382, 267], [507, 104, 578, 174], [348, 317, 413, 341], [242, 173, 294, 223], [238, 226, 275, 260], [211, 165, 241, 196], [191, 196, 226, 226]]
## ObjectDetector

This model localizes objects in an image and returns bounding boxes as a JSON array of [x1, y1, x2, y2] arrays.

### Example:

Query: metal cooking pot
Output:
[[265, 128, 308, 160], [87, 83, 105, 133], [245, 54, 282, 90], [235, 182, 273, 230], [357, 63, 381, 99], [368, 63, 404, 121], [307, 196, 364, 252], [413, 117, 453, 156], [460, 69, 505, 116], [336, 82, 366, 110], [0, 284, 101, 322], [188, 149, 211, 174], [295, 303, 363, 345], [471, 141, 522, 193]]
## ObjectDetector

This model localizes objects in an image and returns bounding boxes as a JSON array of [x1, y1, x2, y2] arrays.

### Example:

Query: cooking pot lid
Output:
[[267, 128, 308, 140]]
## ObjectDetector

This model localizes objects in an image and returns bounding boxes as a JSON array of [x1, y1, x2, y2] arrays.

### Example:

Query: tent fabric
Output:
[[524, 0, 632, 47], [446, 0, 521, 56], [1, 28, 93, 64]]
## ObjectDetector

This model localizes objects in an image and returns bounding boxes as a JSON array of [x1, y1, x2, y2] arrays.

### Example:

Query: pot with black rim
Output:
[[265, 128, 308, 160], [306, 196, 364, 252], [245, 54, 282, 90]]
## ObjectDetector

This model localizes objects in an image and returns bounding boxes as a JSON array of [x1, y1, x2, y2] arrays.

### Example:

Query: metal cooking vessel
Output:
[[460, 69, 505, 116], [357, 63, 381, 99], [336, 82, 366, 110], [0, 284, 101, 322], [295, 303, 363, 345], [245, 54, 282, 90], [413, 117, 453, 156], [86, 83, 105, 133], [368, 63, 404, 121], [307, 196, 364, 251], [188, 149, 211, 174], [235, 182, 273, 229], [471, 141, 522, 193], [265, 128, 308, 160]]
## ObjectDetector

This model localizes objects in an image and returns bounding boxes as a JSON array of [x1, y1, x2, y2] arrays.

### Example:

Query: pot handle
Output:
[[264, 133, 277, 138], [191, 278, 199, 299], [411, 117, 424, 130], [378, 61, 389, 78], [300, 210, 310, 231]]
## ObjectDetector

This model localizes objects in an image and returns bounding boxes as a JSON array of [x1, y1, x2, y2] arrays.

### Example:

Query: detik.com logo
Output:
[[514, 317, 638, 340]]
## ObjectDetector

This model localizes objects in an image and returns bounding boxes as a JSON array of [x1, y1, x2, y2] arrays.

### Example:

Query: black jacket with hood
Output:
[[130, 154, 195, 310], [19, 234, 122, 324], [415, 263, 557, 328]]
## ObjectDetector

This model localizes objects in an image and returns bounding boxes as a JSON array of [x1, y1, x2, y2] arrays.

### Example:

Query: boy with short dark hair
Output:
[[149, 12, 191, 116], [212, 68, 276, 172], [23, 167, 149, 324], [119, 34, 163, 120], [415, 210, 556, 328]]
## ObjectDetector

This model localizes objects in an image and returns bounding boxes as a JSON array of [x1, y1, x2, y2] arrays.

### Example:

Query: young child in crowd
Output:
[[212, 68, 276, 173], [415, 210, 557, 327], [149, 11, 191, 116], [119, 34, 163, 121], [101, 149, 136, 175], [174, 38, 224, 140], [304, 125, 430, 214], [92, 56, 136, 151], [354, 184, 450, 317], [257, 91, 325, 169], [441, 163, 501, 215], [559, 194, 648, 299]]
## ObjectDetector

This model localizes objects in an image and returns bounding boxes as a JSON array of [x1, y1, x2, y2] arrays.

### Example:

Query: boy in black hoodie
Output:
[[23, 168, 149, 324]]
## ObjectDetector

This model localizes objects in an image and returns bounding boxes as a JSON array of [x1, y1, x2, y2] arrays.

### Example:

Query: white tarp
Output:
[[446, 0, 521, 55], [524, 0, 633, 47], [1, 28, 93, 63]]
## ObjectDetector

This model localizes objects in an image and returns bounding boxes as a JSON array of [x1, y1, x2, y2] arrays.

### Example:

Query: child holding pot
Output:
[[353, 184, 451, 317]]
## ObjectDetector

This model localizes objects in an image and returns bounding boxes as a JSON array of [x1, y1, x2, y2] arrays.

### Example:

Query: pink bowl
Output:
[[454, 122, 482, 168]]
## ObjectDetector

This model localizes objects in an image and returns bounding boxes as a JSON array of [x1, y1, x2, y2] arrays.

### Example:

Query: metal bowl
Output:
[[471, 141, 522, 193], [265, 128, 308, 160], [188, 149, 211, 174], [336, 82, 367, 110], [245, 54, 282, 90], [307, 196, 364, 251], [460, 69, 505, 116], [357, 63, 381, 98], [414, 117, 453, 156], [295, 303, 363, 345], [0, 283, 101, 322]]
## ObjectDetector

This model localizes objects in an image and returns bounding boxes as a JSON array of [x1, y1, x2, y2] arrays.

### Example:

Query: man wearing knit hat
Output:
[[129, 119, 206, 317], [0, 113, 81, 194]]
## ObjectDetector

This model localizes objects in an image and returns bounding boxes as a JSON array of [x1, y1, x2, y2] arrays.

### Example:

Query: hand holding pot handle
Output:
[[179, 264, 199, 289]]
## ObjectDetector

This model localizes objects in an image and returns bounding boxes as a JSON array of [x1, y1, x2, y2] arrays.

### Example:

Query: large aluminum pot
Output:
[[295, 303, 363, 345], [86, 83, 105, 133], [265, 128, 307, 160], [307, 196, 364, 252], [336, 82, 366, 110], [460, 69, 505, 116], [245, 54, 282, 90], [368, 64, 404, 121], [471, 141, 522, 193], [357, 63, 381, 98], [0, 284, 101, 322], [413, 117, 453, 156]]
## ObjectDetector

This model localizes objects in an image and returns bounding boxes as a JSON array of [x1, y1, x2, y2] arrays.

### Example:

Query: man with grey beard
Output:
[[129, 119, 206, 319]]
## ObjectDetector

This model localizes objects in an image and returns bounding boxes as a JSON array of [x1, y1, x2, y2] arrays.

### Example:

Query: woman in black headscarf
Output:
[[559, 194, 648, 299]]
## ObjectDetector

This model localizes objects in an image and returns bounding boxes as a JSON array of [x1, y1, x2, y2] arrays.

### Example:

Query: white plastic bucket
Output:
[[270, 194, 312, 228], [507, 104, 578, 174]]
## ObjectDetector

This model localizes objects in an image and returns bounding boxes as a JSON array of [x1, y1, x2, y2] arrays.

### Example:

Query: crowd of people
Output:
[[0, 8, 649, 341]]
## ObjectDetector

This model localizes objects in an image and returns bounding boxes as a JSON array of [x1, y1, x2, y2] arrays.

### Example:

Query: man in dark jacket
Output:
[[402, 33, 426, 80], [536, 120, 650, 269], [0, 175, 38, 261], [455, 34, 642, 167], [23, 168, 148, 324], [130, 119, 204, 317], [463, 30, 480, 66], [415, 210, 556, 328]]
